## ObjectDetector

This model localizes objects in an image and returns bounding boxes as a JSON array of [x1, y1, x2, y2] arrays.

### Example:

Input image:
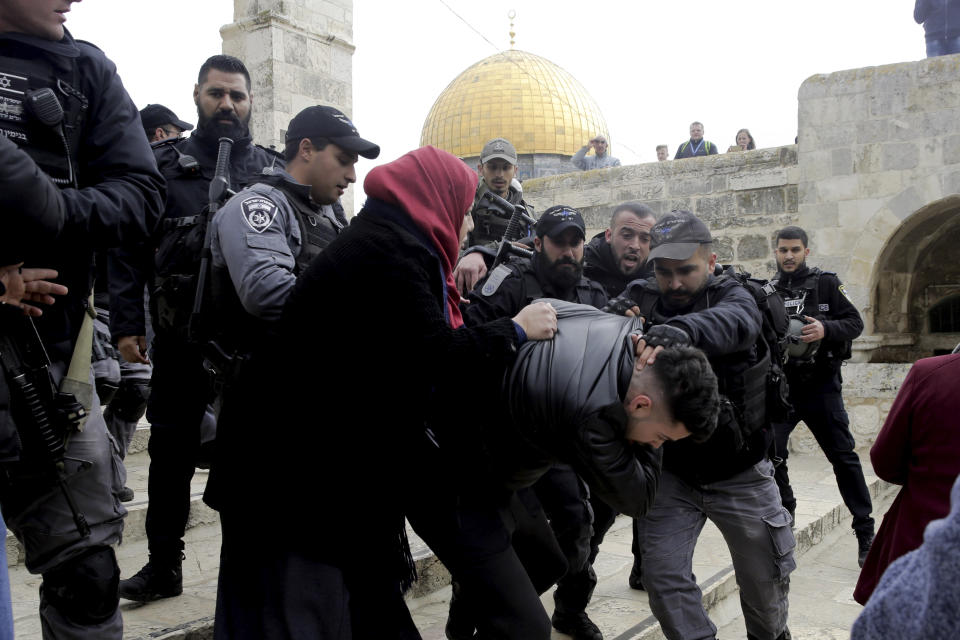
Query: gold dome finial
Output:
[[508, 10, 516, 49]]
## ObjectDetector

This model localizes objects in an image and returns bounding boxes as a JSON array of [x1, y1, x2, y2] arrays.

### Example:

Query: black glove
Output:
[[642, 324, 692, 349], [603, 295, 637, 316]]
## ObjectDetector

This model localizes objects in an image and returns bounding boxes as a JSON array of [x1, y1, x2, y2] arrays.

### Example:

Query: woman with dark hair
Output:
[[208, 145, 557, 639], [728, 128, 756, 152]]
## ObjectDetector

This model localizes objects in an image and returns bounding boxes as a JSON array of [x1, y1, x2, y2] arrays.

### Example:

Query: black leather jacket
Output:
[[490, 301, 662, 518]]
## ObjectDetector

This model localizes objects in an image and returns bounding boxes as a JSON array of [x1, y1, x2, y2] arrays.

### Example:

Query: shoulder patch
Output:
[[241, 196, 279, 233], [838, 283, 851, 302], [481, 264, 514, 296]]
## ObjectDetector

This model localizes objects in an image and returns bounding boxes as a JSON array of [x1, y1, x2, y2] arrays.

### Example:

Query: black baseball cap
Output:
[[140, 104, 193, 132], [647, 210, 713, 261], [536, 205, 586, 240], [285, 105, 380, 159]]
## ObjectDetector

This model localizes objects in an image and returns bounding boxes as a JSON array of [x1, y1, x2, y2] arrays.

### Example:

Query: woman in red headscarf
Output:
[[209, 146, 557, 639]]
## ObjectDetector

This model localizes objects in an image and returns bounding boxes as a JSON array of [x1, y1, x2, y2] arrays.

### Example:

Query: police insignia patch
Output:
[[839, 284, 851, 301], [481, 264, 513, 296], [241, 197, 278, 233]]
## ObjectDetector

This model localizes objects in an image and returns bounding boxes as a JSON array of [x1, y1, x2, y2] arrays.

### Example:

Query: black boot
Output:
[[552, 610, 603, 640], [118, 553, 184, 602], [856, 530, 875, 568]]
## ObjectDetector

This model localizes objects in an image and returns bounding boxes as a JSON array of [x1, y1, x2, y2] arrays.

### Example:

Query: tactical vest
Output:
[[628, 276, 770, 446], [208, 180, 340, 356], [0, 45, 87, 188], [772, 267, 852, 366], [468, 187, 531, 246], [481, 261, 604, 308]]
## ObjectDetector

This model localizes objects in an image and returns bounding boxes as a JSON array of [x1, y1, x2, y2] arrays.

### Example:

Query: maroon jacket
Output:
[[854, 353, 960, 604]]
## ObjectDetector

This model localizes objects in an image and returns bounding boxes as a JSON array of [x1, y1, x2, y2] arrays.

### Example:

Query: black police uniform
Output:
[[619, 274, 795, 640], [583, 231, 654, 298], [771, 265, 874, 535], [0, 27, 164, 638], [108, 125, 280, 586], [463, 257, 609, 626]]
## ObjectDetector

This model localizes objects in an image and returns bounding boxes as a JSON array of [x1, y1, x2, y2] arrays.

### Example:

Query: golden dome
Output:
[[420, 49, 609, 158]]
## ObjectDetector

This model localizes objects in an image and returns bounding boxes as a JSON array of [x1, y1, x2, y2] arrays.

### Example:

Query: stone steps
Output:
[[407, 452, 894, 640], [7, 435, 892, 639]]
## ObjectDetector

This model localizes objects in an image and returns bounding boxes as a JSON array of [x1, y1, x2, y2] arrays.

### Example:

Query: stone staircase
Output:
[[6, 423, 894, 639]]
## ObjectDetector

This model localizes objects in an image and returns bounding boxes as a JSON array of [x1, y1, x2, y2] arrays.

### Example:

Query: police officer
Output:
[[110, 55, 280, 603], [140, 103, 194, 143], [202, 103, 378, 637], [613, 211, 795, 640], [771, 225, 875, 565], [465, 205, 607, 323], [0, 1, 165, 636], [583, 201, 657, 297], [453, 137, 534, 294], [205, 105, 379, 333], [463, 206, 610, 639], [96, 105, 196, 504]]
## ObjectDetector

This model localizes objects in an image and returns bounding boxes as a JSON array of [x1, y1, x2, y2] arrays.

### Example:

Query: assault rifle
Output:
[[475, 190, 538, 269], [0, 307, 90, 537], [189, 136, 235, 344]]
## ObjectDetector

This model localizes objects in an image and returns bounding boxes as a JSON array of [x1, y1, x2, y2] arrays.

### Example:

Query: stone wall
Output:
[[522, 55, 960, 362], [522, 146, 800, 278], [222, 0, 355, 212]]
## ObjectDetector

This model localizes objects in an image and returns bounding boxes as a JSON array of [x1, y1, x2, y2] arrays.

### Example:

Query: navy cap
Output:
[[536, 205, 586, 240], [285, 105, 380, 159], [140, 104, 193, 132], [647, 211, 713, 261]]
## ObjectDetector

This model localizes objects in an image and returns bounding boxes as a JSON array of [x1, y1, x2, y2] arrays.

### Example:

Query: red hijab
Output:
[[363, 146, 476, 328]]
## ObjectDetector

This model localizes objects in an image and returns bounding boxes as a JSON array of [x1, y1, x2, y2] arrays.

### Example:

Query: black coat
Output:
[[623, 275, 768, 485], [205, 206, 520, 548], [0, 29, 164, 364]]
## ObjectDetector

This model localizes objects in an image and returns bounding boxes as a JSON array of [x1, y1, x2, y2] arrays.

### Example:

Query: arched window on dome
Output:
[[929, 294, 960, 333]]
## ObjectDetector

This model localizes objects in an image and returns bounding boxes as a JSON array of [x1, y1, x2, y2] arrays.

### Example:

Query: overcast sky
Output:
[[67, 1, 924, 210]]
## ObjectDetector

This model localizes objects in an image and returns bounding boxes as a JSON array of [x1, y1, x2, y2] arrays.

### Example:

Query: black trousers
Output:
[[532, 464, 595, 615], [144, 335, 210, 559], [773, 369, 874, 534], [407, 481, 563, 640]]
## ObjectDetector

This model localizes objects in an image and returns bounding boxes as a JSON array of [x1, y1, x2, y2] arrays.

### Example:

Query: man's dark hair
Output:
[[197, 55, 251, 91], [776, 225, 808, 248], [610, 202, 656, 228], [282, 137, 329, 163], [649, 347, 719, 442]]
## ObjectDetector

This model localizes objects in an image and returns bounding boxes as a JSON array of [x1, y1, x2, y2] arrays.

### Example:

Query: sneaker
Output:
[[552, 610, 603, 640], [857, 530, 874, 568], [118, 486, 135, 502], [118, 555, 184, 602], [628, 558, 645, 591]]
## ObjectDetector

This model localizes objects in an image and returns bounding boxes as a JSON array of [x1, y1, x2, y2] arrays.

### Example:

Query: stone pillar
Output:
[[221, 0, 355, 210]]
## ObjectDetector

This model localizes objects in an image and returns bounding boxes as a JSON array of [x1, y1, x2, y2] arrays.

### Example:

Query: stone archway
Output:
[[867, 194, 960, 362]]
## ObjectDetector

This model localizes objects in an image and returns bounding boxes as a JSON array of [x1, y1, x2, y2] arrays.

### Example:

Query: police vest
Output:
[[0, 44, 87, 188], [772, 267, 853, 365], [208, 181, 341, 356], [481, 261, 605, 309], [627, 276, 770, 447]]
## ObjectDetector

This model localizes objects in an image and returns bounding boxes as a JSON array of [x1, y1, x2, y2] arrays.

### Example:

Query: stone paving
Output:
[[6, 431, 893, 639]]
